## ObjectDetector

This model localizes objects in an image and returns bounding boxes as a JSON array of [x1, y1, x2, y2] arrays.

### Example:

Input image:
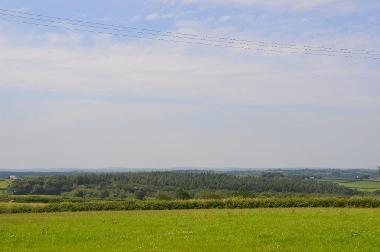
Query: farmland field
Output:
[[321, 179, 380, 192], [0, 179, 10, 189], [1, 209, 380, 252], [0, 179, 10, 194]]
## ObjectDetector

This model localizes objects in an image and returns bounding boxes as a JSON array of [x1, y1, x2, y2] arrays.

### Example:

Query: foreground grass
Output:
[[1, 209, 380, 252]]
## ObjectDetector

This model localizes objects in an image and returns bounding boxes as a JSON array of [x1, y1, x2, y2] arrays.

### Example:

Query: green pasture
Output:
[[1, 208, 380, 252], [0, 179, 10, 190], [321, 179, 380, 192], [0, 179, 10, 195]]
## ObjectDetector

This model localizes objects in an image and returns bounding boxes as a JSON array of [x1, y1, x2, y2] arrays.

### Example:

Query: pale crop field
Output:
[[1, 208, 380, 251]]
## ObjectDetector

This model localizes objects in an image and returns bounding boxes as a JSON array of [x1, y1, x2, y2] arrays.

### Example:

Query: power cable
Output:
[[0, 9, 379, 60], [1, 8, 379, 56]]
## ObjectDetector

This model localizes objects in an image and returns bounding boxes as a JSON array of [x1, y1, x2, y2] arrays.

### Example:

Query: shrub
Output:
[[196, 190, 221, 199], [175, 189, 191, 200], [155, 192, 172, 200]]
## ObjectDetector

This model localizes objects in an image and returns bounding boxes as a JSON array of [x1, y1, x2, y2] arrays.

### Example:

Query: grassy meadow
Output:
[[0, 179, 10, 195], [1, 208, 380, 252], [321, 179, 380, 192], [0, 179, 10, 189]]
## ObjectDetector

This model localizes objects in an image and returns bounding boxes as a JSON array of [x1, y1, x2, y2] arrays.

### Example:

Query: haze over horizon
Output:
[[0, 0, 379, 169], [0, 167, 378, 172]]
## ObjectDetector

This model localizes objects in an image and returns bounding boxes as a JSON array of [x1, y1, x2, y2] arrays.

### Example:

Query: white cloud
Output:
[[145, 13, 177, 21], [158, 0, 355, 11], [0, 27, 379, 168], [1, 36, 379, 109]]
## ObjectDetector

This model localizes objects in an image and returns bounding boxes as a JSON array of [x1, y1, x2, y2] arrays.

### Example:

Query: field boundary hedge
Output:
[[0, 195, 83, 203], [2, 197, 380, 214]]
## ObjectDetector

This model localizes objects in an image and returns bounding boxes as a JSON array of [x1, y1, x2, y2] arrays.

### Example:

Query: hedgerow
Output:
[[0, 195, 83, 203], [1, 197, 380, 214]]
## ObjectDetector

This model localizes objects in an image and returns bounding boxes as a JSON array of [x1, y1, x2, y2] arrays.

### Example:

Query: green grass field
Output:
[[0, 179, 10, 189], [1, 209, 380, 252], [321, 179, 380, 192], [0, 179, 10, 195]]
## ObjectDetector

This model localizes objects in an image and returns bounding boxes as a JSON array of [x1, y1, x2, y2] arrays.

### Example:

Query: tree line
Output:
[[7, 172, 356, 199]]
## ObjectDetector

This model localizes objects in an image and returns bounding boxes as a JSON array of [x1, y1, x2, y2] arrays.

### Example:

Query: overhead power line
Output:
[[0, 16, 353, 59], [1, 8, 379, 56], [0, 9, 378, 59], [0, 8, 379, 60]]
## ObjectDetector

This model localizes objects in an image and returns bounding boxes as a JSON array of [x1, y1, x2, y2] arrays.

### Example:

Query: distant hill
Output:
[[0, 168, 377, 179]]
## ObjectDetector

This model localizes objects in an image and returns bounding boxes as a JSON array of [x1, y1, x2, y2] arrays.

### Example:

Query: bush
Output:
[[196, 190, 221, 199], [175, 189, 191, 200], [134, 190, 146, 200], [155, 192, 172, 200], [372, 190, 380, 195]]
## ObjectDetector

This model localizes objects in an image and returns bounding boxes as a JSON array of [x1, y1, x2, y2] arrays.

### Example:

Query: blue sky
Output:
[[0, 0, 379, 169]]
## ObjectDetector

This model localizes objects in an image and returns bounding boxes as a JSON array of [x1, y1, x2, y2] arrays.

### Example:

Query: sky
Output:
[[0, 0, 379, 169]]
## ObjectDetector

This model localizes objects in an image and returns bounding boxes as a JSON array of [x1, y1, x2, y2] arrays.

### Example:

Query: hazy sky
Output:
[[0, 0, 379, 169]]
